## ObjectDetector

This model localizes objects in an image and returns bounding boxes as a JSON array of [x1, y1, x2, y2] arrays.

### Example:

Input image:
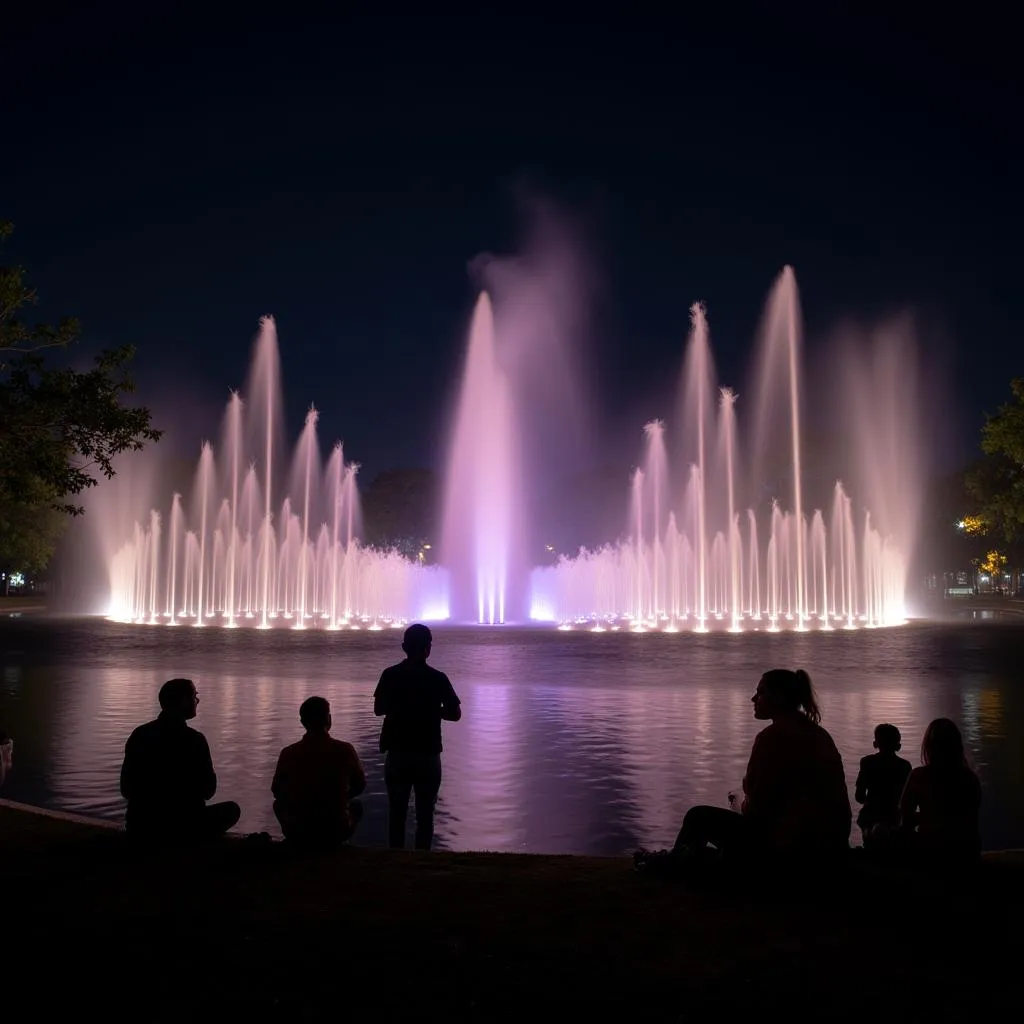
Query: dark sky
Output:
[[3, 5, 1020, 482]]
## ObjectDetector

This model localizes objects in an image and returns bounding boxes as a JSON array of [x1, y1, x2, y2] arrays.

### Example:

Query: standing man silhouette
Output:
[[374, 624, 461, 850]]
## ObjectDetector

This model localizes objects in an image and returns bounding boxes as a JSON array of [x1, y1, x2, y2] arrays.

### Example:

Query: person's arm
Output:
[[898, 768, 921, 829], [271, 750, 287, 802], [854, 758, 868, 805], [119, 732, 138, 800], [197, 734, 217, 801], [969, 770, 983, 812], [348, 747, 367, 798], [440, 676, 462, 722], [740, 731, 776, 818], [373, 673, 390, 717]]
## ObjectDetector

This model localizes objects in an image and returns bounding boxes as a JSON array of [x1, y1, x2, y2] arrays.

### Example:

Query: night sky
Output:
[[3, 5, 1020, 482]]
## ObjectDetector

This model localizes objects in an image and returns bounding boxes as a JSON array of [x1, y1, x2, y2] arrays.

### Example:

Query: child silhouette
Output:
[[855, 723, 911, 846]]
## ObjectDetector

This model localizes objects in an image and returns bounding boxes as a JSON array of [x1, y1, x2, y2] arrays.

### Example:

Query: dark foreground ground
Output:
[[1, 803, 1020, 1021]]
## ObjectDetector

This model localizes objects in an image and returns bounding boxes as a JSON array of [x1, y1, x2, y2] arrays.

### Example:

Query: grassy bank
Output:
[[1, 803, 1020, 1019]]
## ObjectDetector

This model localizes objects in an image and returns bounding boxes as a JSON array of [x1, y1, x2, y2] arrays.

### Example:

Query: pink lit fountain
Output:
[[106, 316, 449, 629], [104, 268, 919, 633], [529, 268, 919, 631]]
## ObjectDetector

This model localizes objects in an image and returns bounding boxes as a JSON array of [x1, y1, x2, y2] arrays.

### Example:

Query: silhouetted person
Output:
[[0, 731, 11, 788], [855, 723, 912, 846], [272, 696, 366, 849], [374, 623, 461, 850], [120, 678, 240, 843], [898, 717, 981, 865], [673, 668, 851, 863]]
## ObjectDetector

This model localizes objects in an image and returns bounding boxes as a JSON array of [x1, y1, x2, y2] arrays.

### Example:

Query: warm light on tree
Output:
[[957, 514, 988, 536], [979, 549, 1008, 577]]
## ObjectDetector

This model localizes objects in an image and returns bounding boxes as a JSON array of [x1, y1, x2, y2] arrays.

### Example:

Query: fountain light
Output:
[[105, 270, 913, 634]]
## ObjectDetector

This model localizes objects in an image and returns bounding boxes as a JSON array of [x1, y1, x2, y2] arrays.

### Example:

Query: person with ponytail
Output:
[[661, 668, 851, 866]]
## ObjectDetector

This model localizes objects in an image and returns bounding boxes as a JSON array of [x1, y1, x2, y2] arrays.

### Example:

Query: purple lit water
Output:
[[2, 618, 1022, 853]]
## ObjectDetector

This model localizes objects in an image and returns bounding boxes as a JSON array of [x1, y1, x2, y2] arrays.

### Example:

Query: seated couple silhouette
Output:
[[638, 667, 981, 874]]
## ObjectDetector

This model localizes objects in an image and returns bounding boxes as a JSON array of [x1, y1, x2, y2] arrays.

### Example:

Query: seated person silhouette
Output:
[[272, 696, 366, 850], [120, 678, 240, 843], [898, 717, 982, 866], [670, 668, 851, 865], [0, 731, 12, 788], [855, 723, 912, 847]]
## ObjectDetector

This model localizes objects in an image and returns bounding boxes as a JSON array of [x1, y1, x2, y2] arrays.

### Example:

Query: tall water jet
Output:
[[782, 270, 807, 630], [326, 443, 344, 627], [292, 406, 320, 628], [193, 443, 214, 625], [223, 391, 243, 627], [719, 388, 741, 632], [630, 467, 645, 623], [441, 293, 523, 623], [243, 316, 283, 630], [642, 420, 669, 622], [147, 509, 160, 623], [749, 267, 808, 629], [682, 303, 714, 630]]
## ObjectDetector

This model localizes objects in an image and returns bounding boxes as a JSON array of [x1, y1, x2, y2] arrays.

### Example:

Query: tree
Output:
[[361, 468, 438, 558], [1, 222, 161, 575], [957, 514, 988, 536], [979, 549, 1008, 579], [968, 379, 1024, 543]]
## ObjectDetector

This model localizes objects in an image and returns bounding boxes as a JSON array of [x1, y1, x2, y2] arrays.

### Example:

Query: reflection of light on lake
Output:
[[4, 620, 1023, 854], [978, 689, 1004, 738]]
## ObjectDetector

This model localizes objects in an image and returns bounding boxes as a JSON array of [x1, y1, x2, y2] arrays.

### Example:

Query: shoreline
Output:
[[3, 796, 1021, 861]]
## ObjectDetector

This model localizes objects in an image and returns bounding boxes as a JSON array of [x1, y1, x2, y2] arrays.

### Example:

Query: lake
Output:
[[1, 616, 1021, 853]]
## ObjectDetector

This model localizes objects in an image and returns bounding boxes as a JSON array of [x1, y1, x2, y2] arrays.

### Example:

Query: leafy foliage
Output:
[[0, 222, 162, 571], [967, 379, 1024, 543], [979, 549, 1008, 578], [957, 514, 987, 537]]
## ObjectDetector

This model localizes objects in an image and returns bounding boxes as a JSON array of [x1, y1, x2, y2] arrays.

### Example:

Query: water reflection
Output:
[[1, 619, 1022, 853]]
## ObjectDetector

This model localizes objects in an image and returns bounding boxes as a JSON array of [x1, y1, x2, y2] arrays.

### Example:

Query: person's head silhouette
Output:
[[921, 717, 967, 770], [751, 668, 821, 724], [402, 623, 432, 663], [159, 678, 199, 721], [873, 723, 902, 754], [299, 696, 332, 734]]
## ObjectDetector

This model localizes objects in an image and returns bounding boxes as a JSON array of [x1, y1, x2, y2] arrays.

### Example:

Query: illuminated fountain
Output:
[[105, 267, 916, 632], [529, 269, 911, 631], [107, 317, 449, 628], [440, 294, 526, 624]]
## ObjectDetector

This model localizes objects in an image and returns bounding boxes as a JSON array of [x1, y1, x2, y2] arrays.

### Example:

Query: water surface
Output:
[[1, 618, 1021, 853]]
